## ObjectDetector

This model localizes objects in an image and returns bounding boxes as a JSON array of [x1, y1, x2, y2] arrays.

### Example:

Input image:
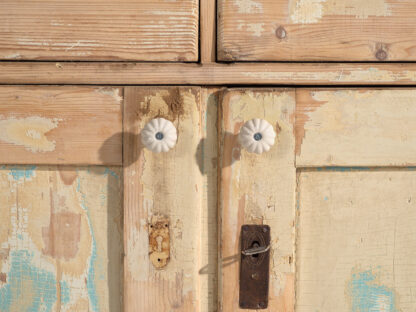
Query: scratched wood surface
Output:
[[123, 87, 218, 311], [218, 0, 416, 61], [0, 86, 122, 165], [296, 169, 416, 311], [0, 0, 198, 61], [0, 165, 122, 312], [2, 62, 416, 85], [295, 89, 416, 167], [219, 89, 296, 311]]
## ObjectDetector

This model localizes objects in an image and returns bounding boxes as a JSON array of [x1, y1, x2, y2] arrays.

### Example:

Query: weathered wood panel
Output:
[[0, 86, 122, 165], [295, 89, 416, 167], [2, 62, 416, 86], [0, 0, 198, 61], [123, 87, 218, 312], [219, 89, 296, 311], [0, 165, 122, 312], [297, 169, 416, 311], [218, 0, 416, 61]]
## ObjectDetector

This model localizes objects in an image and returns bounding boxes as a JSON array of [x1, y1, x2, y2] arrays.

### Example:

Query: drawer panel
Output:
[[0, 86, 122, 165], [218, 0, 416, 61], [295, 89, 416, 167], [0, 0, 198, 61]]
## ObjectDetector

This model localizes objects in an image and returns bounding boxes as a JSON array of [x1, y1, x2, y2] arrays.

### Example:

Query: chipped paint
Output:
[[348, 269, 398, 312], [0, 165, 122, 312], [4, 53, 21, 60], [95, 87, 123, 103], [8, 165, 36, 181], [290, 0, 391, 24], [234, 0, 263, 13], [242, 68, 416, 83], [238, 23, 265, 37], [0, 116, 61, 153]]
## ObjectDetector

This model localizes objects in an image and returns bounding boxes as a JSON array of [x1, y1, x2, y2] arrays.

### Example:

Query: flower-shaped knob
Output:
[[238, 119, 276, 154], [141, 118, 177, 153]]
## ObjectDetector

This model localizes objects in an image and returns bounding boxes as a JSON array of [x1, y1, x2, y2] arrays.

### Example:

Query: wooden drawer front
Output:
[[0, 0, 198, 61], [218, 0, 416, 61], [0, 86, 122, 165]]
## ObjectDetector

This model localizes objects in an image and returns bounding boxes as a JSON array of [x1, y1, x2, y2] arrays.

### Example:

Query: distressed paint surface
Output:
[[0, 86, 122, 165], [219, 89, 296, 311], [124, 87, 218, 312], [0, 165, 122, 312], [290, 0, 391, 24], [348, 269, 398, 312], [295, 89, 416, 167], [0, 0, 198, 61], [0, 116, 60, 153], [218, 0, 416, 61], [296, 170, 416, 311]]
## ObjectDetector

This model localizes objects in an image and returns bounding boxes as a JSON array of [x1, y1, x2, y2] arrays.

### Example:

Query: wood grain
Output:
[[123, 87, 218, 312], [297, 169, 416, 311], [218, 0, 416, 61], [295, 89, 416, 167], [219, 89, 296, 311], [0, 0, 198, 61], [0, 86, 122, 165], [1, 62, 416, 85], [200, 0, 217, 63], [0, 165, 122, 312]]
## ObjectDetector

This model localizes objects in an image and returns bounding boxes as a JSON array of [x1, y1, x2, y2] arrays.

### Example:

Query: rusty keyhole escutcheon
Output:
[[239, 224, 271, 309]]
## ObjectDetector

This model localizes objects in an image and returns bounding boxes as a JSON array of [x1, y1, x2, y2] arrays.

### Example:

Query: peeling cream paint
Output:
[[234, 0, 263, 13], [4, 53, 21, 60], [290, 0, 391, 24], [95, 88, 123, 103], [242, 68, 416, 83], [0, 116, 61, 153], [238, 23, 265, 37]]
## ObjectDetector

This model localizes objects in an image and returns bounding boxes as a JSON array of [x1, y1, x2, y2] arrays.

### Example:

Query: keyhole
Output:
[[156, 236, 163, 252], [251, 241, 260, 258]]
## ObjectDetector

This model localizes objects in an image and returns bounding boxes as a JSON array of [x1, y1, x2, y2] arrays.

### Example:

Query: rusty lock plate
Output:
[[239, 224, 270, 309]]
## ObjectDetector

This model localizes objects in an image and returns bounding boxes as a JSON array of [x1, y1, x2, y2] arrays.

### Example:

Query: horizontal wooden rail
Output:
[[1, 62, 416, 85]]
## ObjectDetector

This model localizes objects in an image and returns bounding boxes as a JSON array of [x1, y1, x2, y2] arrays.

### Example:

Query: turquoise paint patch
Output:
[[324, 196, 329, 201], [8, 166, 36, 181], [77, 173, 99, 312], [60, 281, 71, 305], [349, 269, 398, 312], [0, 250, 57, 312], [103, 167, 120, 179]]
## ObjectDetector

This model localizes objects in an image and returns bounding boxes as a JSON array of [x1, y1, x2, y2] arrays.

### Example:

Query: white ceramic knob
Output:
[[238, 119, 276, 154], [141, 118, 177, 153]]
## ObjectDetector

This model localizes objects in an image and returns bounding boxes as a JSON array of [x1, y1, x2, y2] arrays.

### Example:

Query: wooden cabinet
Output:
[[218, 0, 416, 61], [0, 0, 199, 61], [1, 2, 416, 311]]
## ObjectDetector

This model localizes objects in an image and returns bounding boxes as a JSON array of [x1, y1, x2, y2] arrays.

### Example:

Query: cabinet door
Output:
[[295, 89, 416, 311], [0, 0, 198, 61], [0, 86, 123, 311], [218, 0, 416, 61]]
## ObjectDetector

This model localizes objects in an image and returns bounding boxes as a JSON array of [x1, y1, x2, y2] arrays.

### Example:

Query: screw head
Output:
[[375, 49, 387, 60], [251, 272, 259, 280], [275, 26, 287, 39]]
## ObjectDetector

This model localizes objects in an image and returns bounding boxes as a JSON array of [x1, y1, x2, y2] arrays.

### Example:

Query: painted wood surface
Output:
[[218, 0, 416, 61], [0, 0, 198, 61], [0, 165, 123, 312], [295, 89, 416, 167], [0, 86, 122, 165], [123, 87, 218, 311], [219, 89, 296, 311], [296, 169, 416, 311], [2, 62, 416, 86]]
